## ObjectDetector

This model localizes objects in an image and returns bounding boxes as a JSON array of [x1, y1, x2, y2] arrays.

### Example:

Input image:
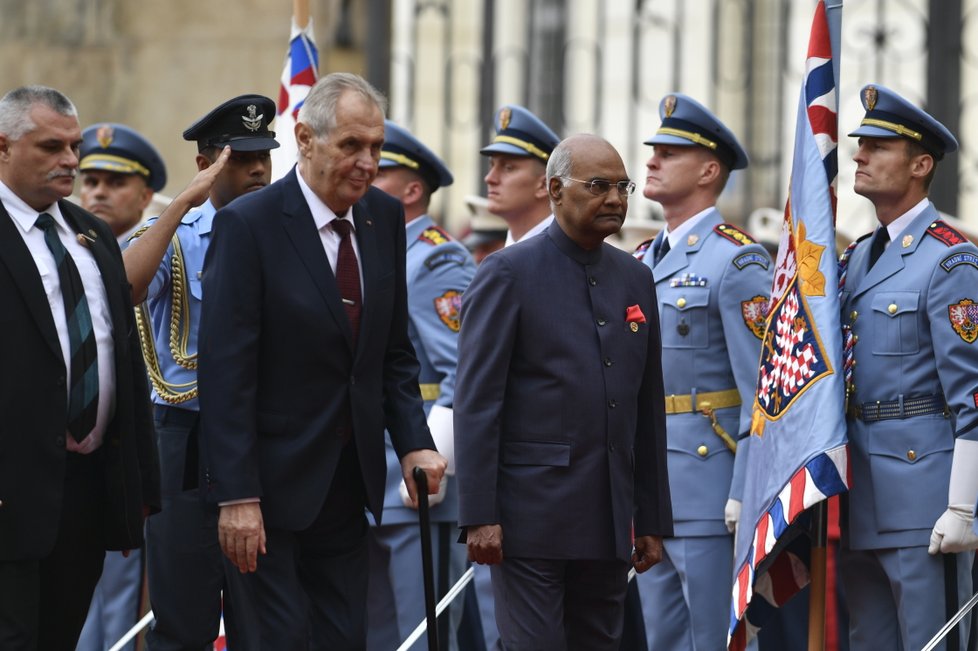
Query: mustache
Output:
[[47, 169, 76, 181]]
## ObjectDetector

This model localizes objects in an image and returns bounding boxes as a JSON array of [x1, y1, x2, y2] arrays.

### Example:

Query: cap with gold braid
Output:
[[379, 120, 453, 191], [480, 104, 559, 161], [644, 93, 748, 170], [79, 123, 167, 192], [848, 83, 957, 160]]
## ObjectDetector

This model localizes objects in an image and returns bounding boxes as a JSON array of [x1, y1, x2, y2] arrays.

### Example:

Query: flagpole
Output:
[[807, 501, 828, 651], [293, 0, 309, 29]]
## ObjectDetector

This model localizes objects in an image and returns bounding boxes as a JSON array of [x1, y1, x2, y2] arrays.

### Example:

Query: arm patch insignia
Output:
[[714, 223, 757, 247], [418, 226, 452, 246], [632, 237, 654, 261], [941, 252, 978, 273], [948, 299, 978, 343], [424, 251, 468, 270], [926, 221, 967, 247], [741, 295, 770, 339], [434, 290, 463, 332], [734, 252, 769, 270]]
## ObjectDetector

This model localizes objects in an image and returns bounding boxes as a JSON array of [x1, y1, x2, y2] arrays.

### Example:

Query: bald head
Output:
[[547, 134, 631, 250]]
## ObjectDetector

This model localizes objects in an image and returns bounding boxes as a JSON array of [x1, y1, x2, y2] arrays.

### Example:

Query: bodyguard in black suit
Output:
[[0, 86, 160, 650], [455, 134, 673, 650], [198, 72, 447, 649]]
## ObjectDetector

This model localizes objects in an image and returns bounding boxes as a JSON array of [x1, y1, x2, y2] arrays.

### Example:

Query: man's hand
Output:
[[724, 498, 742, 535], [178, 145, 231, 208], [632, 535, 664, 573], [399, 448, 448, 507], [467, 524, 503, 565], [928, 505, 978, 554], [219, 502, 266, 573]]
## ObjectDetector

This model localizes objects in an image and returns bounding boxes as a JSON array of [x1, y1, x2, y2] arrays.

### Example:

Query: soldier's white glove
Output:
[[398, 405, 454, 508], [400, 473, 448, 508], [724, 498, 742, 534], [928, 438, 978, 555], [427, 405, 455, 476]]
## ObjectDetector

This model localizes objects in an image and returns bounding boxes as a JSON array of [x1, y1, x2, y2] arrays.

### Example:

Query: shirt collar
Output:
[[0, 179, 68, 235], [296, 169, 352, 231], [885, 197, 930, 242], [662, 206, 714, 248]]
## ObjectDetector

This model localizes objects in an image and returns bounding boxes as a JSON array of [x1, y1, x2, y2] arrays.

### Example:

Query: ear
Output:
[[910, 152, 934, 181], [535, 173, 552, 200], [137, 184, 155, 212], [295, 122, 313, 159], [403, 179, 425, 206], [547, 176, 563, 204], [0, 133, 10, 160], [195, 154, 212, 172], [699, 158, 721, 187]]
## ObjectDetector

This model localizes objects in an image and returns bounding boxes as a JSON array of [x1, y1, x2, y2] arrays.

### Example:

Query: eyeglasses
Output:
[[561, 177, 636, 197]]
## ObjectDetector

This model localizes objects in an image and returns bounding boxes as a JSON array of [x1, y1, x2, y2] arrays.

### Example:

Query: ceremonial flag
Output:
[[728, 2, 849, 647], [271, 15, 319, 180]]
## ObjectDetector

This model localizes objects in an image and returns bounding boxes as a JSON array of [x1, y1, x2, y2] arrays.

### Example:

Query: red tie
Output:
[[331, 219, 362, 343]]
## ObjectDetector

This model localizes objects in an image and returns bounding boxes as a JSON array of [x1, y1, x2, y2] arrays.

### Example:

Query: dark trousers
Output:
[[245, 440, 369, 650], [145, 406, 257, 651], [490, 557, 630, 651], [0, 451, 105, 651]]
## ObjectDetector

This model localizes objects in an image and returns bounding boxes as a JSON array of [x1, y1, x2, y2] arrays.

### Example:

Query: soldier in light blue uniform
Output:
[[368, 120, 477, 651], [839, 84, 978, 651], [76, 123, 166, 651], [633, 93, 772, 651], [123, 95, 278, 650]]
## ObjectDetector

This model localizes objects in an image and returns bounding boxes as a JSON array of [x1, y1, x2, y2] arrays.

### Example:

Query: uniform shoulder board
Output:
[[925, 220, 968, 247], [418, 226, 453, 246], [632, 237, 654, 261], [714, 223, 757, 247]]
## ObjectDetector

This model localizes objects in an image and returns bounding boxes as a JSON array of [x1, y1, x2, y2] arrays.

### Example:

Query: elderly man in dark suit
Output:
[[0, 85, 160, 650], [198, 72, 446, 649], [455, 133, 673, 650]]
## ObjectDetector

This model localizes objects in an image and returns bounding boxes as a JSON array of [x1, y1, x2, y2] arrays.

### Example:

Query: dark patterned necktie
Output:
[[35, 213, 99, 442], [331, 219, 362, 344], [654, 236, 671, 266], [868, 227, 889, 270]]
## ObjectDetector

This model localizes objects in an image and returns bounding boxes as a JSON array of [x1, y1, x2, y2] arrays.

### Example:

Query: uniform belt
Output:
[[664, 389, 741, 415], [420, 383, 440, 401], [847, 394, 948, 422]]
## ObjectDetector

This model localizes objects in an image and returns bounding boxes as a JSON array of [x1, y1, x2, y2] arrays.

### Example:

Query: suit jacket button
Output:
[[350, 375, 356, 385], [603, 358, 613, 367], [609, 442, 616, 452], [608, 399, 617, 409], [697, 445, 708, 457], [55, 436, 65, 447], [57, 375, 65, 387], [588, 276, 597, 286], [907, 449, 916, 461], [596, 318, 607, 326]]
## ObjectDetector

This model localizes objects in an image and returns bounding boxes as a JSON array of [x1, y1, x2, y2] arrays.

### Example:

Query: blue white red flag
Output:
[[728, 2, 849, 648], [271, 17, 319, 181]]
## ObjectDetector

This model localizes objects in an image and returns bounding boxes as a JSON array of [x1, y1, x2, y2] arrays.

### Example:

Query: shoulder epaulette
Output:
[[925, 220, 968, 247], [632, 237, 654, 261], [714, 223, 757, 247], [418, 226, 452, 246]]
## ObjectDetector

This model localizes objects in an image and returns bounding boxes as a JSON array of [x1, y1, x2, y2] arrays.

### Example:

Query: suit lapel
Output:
[[279, 171, 356, 350], [0, 203, 62, 358]]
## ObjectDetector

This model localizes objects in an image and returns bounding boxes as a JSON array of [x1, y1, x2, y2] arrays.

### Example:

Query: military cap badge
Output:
[[864, 86, 878, 111], [242, 104, 263, 132], [664, 95, 677, 118], [499, 107, 511, 131], [96, 124, 114, 149]]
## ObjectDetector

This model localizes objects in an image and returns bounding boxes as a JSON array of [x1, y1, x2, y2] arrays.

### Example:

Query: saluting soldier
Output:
[[121, 94, 279, 650], [367, 120, 476, 651], [632, 93, 772, 651], [839, 83, 978, 651]]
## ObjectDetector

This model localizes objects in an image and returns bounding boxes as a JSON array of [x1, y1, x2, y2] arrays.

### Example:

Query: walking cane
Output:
[[414, 466, 440, 651]]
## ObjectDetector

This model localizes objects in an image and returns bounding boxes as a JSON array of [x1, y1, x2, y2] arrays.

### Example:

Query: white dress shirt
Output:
[[296, 169, 364, 295], [0, 181, 116, 453], [504, 214, 554, 248]]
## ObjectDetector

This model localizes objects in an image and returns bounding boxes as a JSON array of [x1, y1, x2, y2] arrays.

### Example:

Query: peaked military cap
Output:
[[848, 83, 958, 160], [183, 94, 280, 153], [644, 93, 749, 170], [79, 123, 167, 192], [480, 104, 559, 161], [380, 120, 453, 192]]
